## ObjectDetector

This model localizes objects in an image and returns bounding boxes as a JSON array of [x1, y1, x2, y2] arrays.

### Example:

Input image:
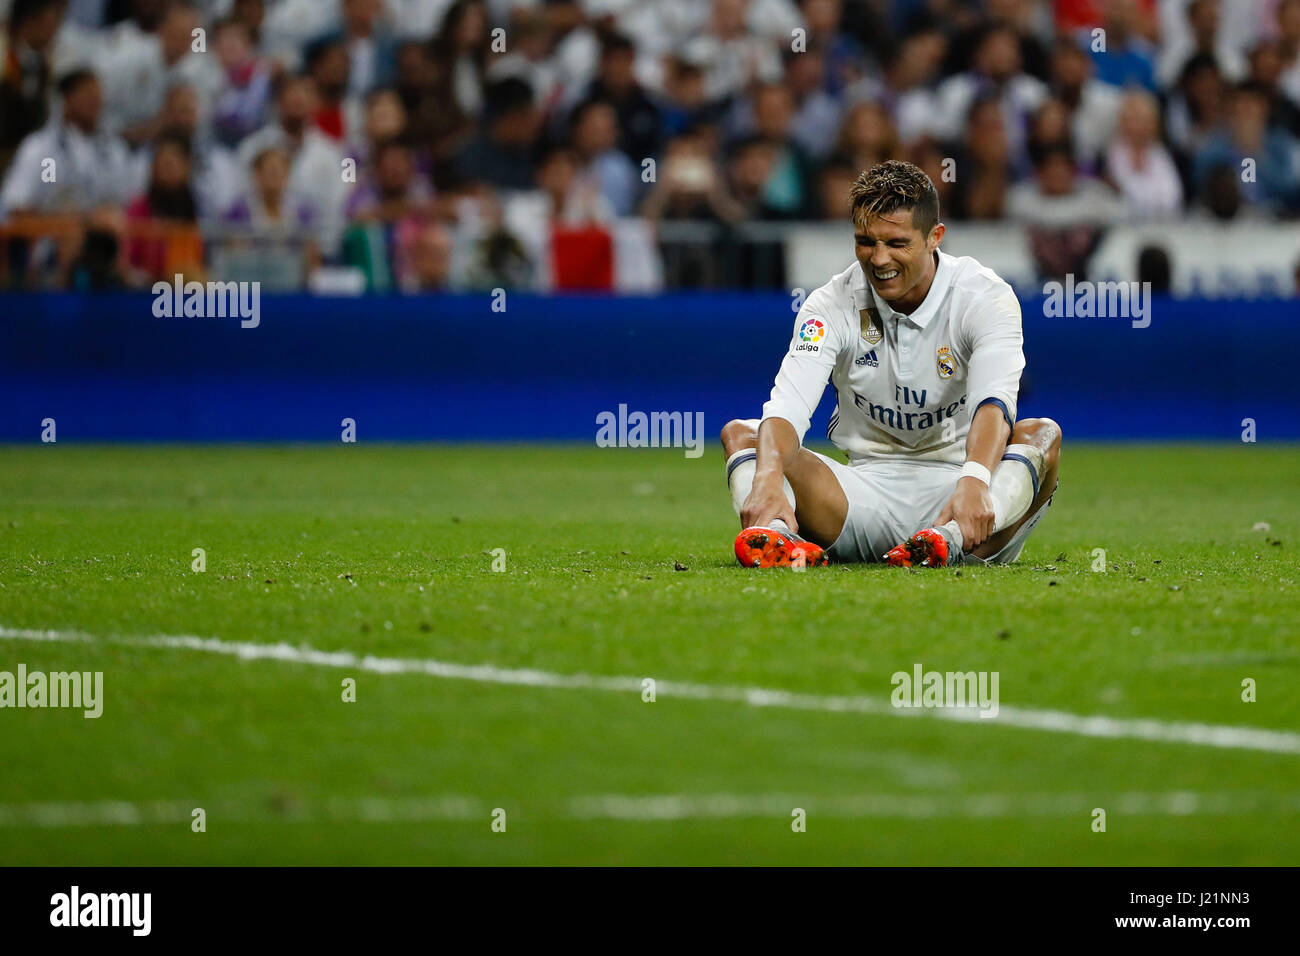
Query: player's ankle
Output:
[[938, 520, 964, 554]]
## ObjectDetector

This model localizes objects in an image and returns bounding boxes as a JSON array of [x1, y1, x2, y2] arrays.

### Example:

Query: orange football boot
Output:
[[885, 528, 953, 567], [734, 526, 829, 568]]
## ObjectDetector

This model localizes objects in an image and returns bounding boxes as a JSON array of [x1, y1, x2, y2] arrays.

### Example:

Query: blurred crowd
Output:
[[2, 0, 1300, 292]]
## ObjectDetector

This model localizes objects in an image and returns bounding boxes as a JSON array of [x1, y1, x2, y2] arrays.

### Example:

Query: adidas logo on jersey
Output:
[[855, 350, 879, 367]]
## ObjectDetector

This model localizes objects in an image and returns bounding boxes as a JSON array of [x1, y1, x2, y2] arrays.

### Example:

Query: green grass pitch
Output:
[[0, 442, 1297, 865]]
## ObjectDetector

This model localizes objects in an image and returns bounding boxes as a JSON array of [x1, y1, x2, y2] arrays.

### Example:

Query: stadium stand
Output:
[[1, 0, 1298, 294]]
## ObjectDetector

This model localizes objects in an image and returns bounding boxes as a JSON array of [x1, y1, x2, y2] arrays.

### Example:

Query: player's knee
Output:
[[1015, 417, 1062, 468], [1046, 418, 1062, 459], [1037, 418, 1062, 463], [720, 418, 759, 455]]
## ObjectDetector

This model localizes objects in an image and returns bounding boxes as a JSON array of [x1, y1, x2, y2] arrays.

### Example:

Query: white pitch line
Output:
[[1, 791, 1297, 829], [2, 625, 1299, 755], [564, 790, 1300, 821]]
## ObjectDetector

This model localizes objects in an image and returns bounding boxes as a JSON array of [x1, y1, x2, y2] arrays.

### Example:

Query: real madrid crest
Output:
[[936, 345, 956, 379], [859, 307, 883, 345]]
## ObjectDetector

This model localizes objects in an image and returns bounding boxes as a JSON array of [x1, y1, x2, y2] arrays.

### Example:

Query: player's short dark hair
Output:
[[848, 159, 940, 236]]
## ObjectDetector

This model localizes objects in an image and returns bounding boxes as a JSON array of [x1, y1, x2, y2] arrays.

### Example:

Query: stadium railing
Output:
[[3, 216, 1298, 297]]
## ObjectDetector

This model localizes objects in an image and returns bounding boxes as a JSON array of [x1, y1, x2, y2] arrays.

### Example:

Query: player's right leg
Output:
[[721, 418, 849, 567], [887, 418, 1061, 567]]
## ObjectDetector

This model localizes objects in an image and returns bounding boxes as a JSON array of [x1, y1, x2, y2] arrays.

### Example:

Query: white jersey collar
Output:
[[858, 249, 953, 329]]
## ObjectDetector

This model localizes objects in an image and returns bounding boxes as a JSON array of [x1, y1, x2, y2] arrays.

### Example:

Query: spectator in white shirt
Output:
[[1048, 39, 1120, 173], [1165, 53, 1227, 170], [96, 0, 222, 146], [342, 0, 398, 98], [387, 0, 456, 42], [1, 67, 138, 217], [932, 23, 1046, 169], [210, 16, 274, 147], [778, 43, 843, 163], [569, 98, 639, 217], [487, 8, 561, 116], [679, 0, 784, 104], [431, 0, 490, 118], [1280, 0, 1300, 108], [1007, 143, 1125, 279], [259, 0, 341, 72], [1158, 0, 1256, 88], [238, 73, 351, 253], [862, 26, 946, 148], [155, 82, 243, 222], [1007, 142, 1125, 227], [91, 0, 165, 141], [1105, 89, 1184, 219], [536, 142, 612, 224]]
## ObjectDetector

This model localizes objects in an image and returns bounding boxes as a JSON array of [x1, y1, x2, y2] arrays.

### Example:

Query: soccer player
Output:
[[722, 160, 1060, 568]]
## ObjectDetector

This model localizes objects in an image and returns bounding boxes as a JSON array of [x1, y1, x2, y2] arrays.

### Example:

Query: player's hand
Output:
[[938, 476, 995, 550], [741, 479, 798, 533]]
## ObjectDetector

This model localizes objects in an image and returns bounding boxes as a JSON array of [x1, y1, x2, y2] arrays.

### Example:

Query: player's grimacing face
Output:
[[853, 210, 939, 304]]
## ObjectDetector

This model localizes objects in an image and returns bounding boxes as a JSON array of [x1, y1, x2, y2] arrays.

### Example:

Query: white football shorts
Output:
[[808, 451, 1052, 565]]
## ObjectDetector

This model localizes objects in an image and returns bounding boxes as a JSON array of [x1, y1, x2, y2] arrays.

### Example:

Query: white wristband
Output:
[[960, 461, 992, 486]]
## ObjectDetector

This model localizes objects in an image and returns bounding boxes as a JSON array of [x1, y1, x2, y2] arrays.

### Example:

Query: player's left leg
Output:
[[970, 417, 1061, 561], [887, 417, 1061, 567], [721, 418, 850, 566]]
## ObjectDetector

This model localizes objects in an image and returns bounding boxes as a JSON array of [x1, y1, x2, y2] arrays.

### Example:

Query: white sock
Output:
[[938, 520, 964, 553], [990, 443, 1044, 531], [726, 448, 796, 529], [939, 444, 1044, 553]]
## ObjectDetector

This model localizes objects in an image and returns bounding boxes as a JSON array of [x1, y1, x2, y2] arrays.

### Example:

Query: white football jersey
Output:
[[762, 249, 1025, 464]]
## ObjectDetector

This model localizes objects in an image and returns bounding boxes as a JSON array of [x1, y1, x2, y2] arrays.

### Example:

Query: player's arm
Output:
[[744, 417, 802, 530], [746, 295, 841, 531], [938, 287, 1025, 549], [937, 403, 1010, 547]]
